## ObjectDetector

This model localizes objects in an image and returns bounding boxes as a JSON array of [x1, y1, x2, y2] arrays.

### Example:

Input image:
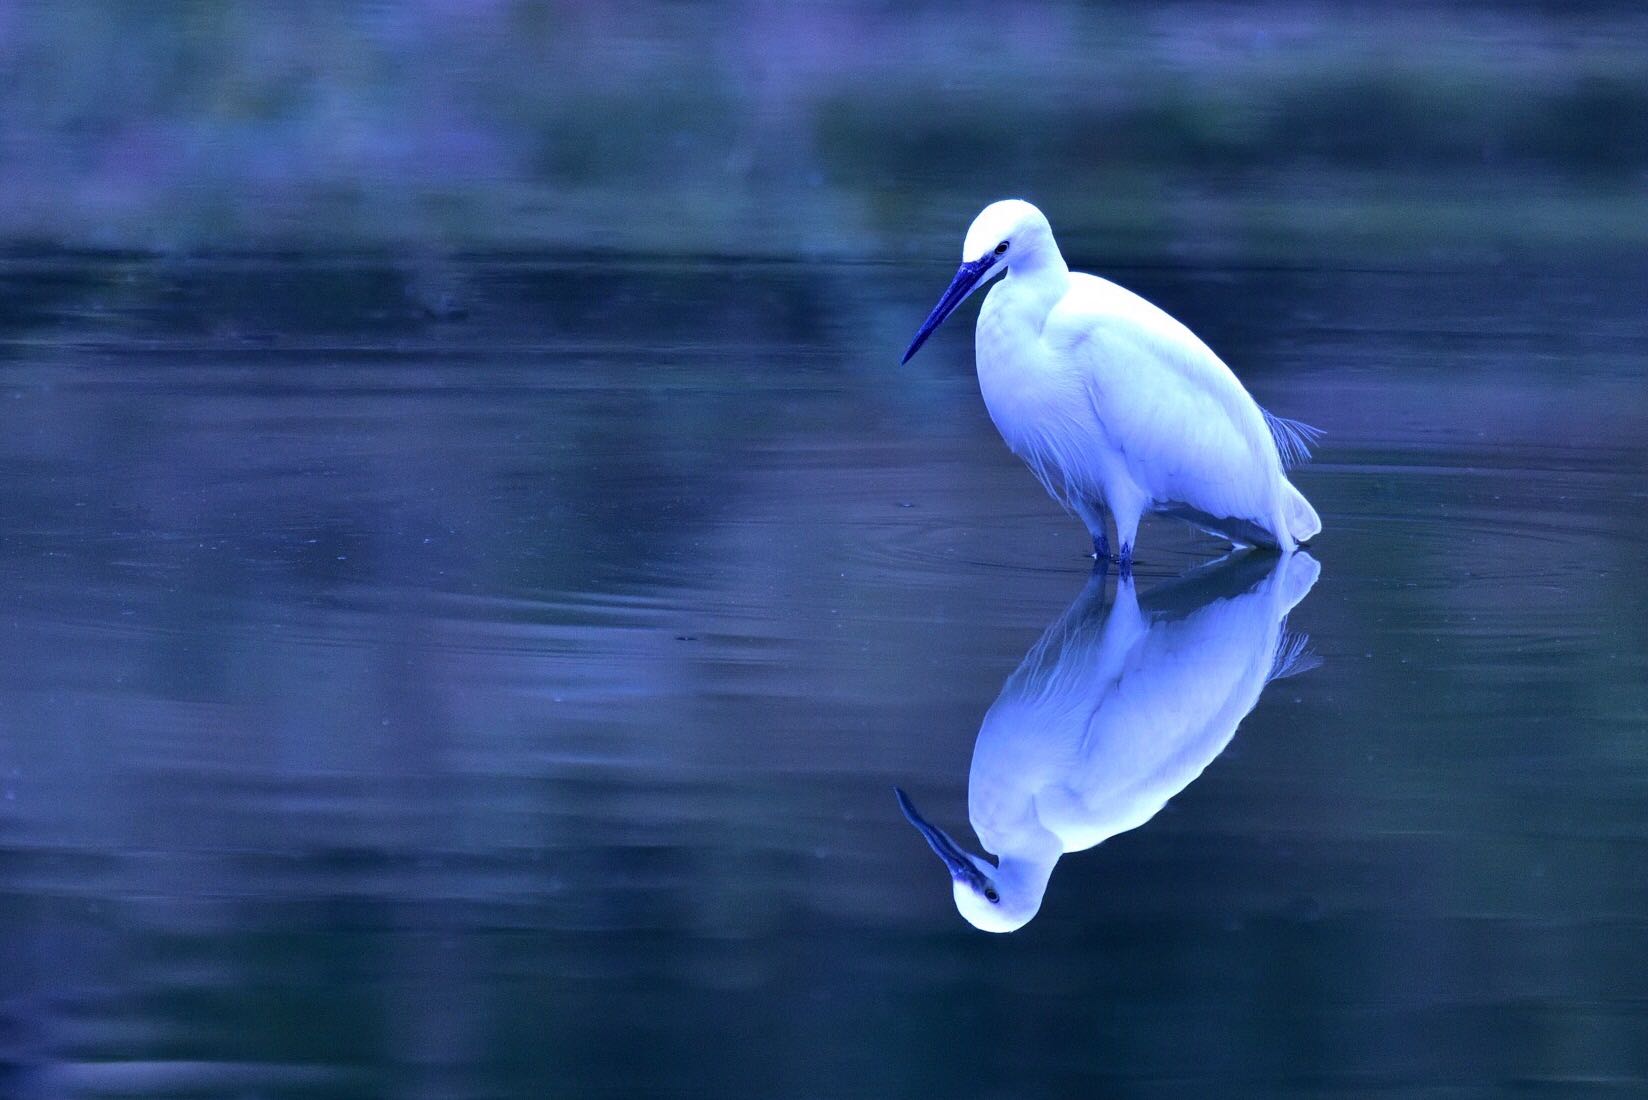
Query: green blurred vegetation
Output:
[[0, 1, 1644, 261]]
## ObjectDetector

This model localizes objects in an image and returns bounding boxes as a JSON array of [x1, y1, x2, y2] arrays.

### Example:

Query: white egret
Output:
[[897, 551, 1320, 932], [902, 200, 1322, 568]]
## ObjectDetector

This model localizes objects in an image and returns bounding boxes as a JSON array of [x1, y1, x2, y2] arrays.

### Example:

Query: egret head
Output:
[[901, 199, 1059, 364], [895, 787, 1047, 933]]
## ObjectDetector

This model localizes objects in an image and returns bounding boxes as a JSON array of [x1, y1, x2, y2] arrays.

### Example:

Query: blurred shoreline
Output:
[[1, 1, 1644, 262]]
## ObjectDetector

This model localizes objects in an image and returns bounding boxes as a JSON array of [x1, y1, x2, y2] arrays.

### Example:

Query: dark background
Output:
[[0, 2, 1645, 262]]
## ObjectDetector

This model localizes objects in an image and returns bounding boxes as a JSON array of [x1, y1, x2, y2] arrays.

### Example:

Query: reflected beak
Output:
[[900, 256, 996, 364], [894, 786, 988, 892]]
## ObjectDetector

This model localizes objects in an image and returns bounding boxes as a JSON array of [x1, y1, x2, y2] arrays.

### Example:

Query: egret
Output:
[[897, 551, 1321, 932], [902, 199, 1322, 569]]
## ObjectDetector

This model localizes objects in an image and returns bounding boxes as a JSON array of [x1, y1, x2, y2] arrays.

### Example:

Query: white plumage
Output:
[[902, 199, 1322, 565], [897, 550, 1321, 932]]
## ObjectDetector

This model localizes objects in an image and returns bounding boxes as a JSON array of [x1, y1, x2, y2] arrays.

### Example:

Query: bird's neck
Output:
[[988, 809, 1064, 869], [995, 848, 1059, 903], [1003, 249, 1070, 318]]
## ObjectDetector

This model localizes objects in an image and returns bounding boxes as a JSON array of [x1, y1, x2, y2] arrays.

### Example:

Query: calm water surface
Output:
[[1, 254, 1644, 1097]]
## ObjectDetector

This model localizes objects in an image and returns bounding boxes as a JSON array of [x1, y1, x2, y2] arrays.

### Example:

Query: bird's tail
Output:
[[1282, 479, 1321, 545], [1271, 548, 1321, 615]]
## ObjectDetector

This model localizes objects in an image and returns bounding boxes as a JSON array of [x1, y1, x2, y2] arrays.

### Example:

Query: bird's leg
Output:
[[1110, 494, 1144, 578], [1076, 500, 1113, 562]]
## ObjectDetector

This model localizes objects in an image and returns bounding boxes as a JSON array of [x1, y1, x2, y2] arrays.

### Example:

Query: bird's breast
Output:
[[976, 302, 1073, 438], [974, 290, 1098, 501]]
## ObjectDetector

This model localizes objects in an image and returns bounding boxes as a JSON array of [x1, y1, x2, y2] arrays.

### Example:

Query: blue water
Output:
[[0, 254, 1644, 1096]]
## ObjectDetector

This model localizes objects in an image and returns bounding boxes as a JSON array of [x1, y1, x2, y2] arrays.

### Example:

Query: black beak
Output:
[[894, 787, 988, 892], [900, 256, 996, 364]]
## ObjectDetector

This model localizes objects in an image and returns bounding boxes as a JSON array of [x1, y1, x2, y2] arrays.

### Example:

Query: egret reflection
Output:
[[898, 551, 1321, 932]]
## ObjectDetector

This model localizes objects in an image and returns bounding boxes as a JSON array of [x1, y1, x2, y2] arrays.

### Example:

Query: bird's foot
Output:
[[1090, 538, 1132, 578]]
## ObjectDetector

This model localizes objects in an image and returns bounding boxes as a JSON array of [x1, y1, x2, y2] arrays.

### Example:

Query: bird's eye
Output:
[[994, 241, 1009, 255], [984, 887, 1000, 903]]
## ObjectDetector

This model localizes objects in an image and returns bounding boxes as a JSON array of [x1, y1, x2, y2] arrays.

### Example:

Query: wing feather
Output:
[[1260, 408, 1324, 470], [1046, 274, 1278, 525]]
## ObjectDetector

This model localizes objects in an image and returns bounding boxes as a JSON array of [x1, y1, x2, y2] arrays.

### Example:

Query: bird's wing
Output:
[[1047, 274, 1279, 523]]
